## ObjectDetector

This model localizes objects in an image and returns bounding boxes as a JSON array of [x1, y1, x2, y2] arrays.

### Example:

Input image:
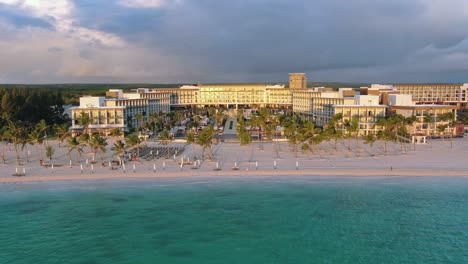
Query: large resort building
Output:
[[70, 73, 465, 138]]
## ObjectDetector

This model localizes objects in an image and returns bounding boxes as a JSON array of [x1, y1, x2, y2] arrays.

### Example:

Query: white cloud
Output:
[[0, 0, 126, 47], [118, 0, 180, 8]]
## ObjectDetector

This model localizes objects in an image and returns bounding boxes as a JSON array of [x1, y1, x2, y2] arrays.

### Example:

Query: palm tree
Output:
[[126, 134, 142, 160], [110, 128, 122, 137], [376, 118, 395, 155], [19, 129, 30, 163], [237, 118, 253, 161], [78, 133, 90, 152], [67, 136, 84, 163], [345, 117, 360, 151], [135, 113, 144, 131], [54, 123, 70, 147], [308, 130, 324, 154], [196, 124, 216, 160], [45, 145, 55, 161], [0, 126, 7, 164], [186, 130, 196, 158], [364, 132, 377, 155], [89, 134, 108, 162], [36, 119, 50, 140], [28, 128, 45, 163], [5, 121, 25, 165], [248, 115, 264, 149], [111, 140, 127, 165], [158, 129, 173, 158], [284, 118, 315, 158], [326, 113, 344, 150], [76, 112, 91, 135]]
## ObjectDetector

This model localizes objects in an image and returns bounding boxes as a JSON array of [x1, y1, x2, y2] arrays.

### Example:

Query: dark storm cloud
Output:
[[0, 0, 467, 83], [74, 0, 468, 82]]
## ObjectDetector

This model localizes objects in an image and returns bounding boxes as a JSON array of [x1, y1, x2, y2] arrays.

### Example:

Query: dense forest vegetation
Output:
[[0, 84, 181, 105], [0, 88, 67, 127]]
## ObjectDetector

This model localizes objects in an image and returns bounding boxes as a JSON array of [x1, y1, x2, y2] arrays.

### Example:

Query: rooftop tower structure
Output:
[[289, 73, 307, 89]]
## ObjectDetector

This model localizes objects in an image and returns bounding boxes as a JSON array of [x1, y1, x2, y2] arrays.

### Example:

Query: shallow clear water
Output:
[[1, 176, 468, 264]]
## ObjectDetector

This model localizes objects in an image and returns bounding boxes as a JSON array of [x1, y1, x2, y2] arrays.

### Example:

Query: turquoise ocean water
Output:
[[1, 176, 468, 264]]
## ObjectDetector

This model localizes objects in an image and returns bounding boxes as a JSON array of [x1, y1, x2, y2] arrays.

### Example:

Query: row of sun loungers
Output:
[[128, 145, 186, 161]]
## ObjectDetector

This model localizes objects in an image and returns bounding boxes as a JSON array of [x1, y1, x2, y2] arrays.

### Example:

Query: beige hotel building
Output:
[[70, 73, 465, 137]]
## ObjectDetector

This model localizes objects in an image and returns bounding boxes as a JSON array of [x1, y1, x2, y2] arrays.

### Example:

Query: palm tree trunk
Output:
[[137, 145, 140, 161], [14, 142, 20, 165], [1, 141, 5, 164], [209, 143, 213, 160], [25, 145, 30, 162], [36, 145, 42, 163]]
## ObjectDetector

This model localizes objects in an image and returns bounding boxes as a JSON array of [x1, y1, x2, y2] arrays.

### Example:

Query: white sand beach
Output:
[[1, 137, 467, 183]]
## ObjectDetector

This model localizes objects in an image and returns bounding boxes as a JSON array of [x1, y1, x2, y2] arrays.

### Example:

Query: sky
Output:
[[0, 0, 467, 84]]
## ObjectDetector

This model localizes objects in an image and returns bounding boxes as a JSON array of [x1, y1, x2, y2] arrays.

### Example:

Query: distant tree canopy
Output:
[[0, 88, 67, 126]]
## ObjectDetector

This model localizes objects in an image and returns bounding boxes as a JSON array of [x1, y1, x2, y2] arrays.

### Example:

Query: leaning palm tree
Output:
[[54, 123, 70, 147], [126, 134, 142, 160], [67, 136, 84, 163], [78, 133, 90, 153], [111, 140, 127, 165], [36, 119, 50, 140], [89, 134, 108, 162]]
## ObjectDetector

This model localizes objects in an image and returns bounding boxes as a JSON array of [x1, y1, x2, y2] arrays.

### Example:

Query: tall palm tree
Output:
[[308, 130, 324, 154], [76, 111, 91, 135], [345, 117, 360, 152], [111, 140, 127, 165], [135, 113, 144, 132], [284, 118, 315, 158], [126, 134, 142, 160], [326, 113, 344, 150], [186, 130, 196, 158], [5, 121, 25, 165], [376, 118, 394, 155], [196, 124, 216, 160], [19, 129, 30, 163], [89, 134, 108, 162], [0, 126, 7, 164], [158, 129, 173, 159], [28, 128, 44, 163]]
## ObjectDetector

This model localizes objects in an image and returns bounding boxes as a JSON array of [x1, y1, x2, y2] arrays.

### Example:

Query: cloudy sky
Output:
[[0, 0, 467, 84]]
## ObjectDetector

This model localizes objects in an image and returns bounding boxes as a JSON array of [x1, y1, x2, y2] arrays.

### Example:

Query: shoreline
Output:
[[1, 168, 467, 184]]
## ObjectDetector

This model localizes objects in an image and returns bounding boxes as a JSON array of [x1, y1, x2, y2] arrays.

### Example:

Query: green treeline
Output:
[[0, 84, 180, 105], [0, 88, 67, 127]]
